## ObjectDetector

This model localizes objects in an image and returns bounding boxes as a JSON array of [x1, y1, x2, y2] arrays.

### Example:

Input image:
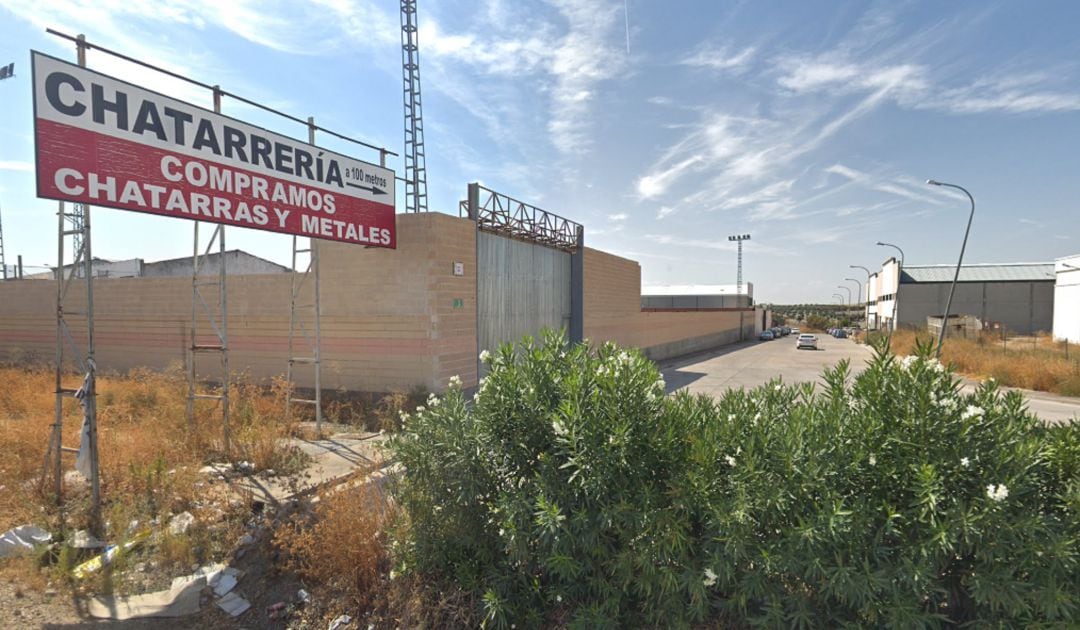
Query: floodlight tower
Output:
[[401, 0, 429, 213], [727, 233, 751, 297]]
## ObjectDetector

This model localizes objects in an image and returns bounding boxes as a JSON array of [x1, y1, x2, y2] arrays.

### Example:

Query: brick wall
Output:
[[0, 215, 748, 392], [582, 247, 753, 360], [0, 213, 478, 393]]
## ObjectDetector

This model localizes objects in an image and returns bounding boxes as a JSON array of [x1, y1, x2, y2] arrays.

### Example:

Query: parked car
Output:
[[833, 329, 847, 339], [780, 326, 791, 336], [790, 327, 801, 334], [759, 330, 775, 341], [796, 333, 818, 350]]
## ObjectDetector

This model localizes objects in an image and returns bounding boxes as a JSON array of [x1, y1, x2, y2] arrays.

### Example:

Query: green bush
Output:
[[388, 331, 1079, 628]]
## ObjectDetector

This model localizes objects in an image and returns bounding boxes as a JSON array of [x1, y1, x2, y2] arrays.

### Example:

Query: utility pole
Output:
[[727, 233, 750, 299]]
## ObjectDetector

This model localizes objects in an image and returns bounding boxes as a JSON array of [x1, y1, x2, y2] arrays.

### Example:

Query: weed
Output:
[[886, 329, 1080, 395]]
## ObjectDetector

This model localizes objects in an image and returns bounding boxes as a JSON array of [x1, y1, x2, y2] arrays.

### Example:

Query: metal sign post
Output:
[[286, 118, 323, 430], [42, 34, 101, 535], [186, 85, 231, 456]]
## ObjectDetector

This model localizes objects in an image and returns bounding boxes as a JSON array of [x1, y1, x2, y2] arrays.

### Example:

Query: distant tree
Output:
[[806, 314, 830, 331]]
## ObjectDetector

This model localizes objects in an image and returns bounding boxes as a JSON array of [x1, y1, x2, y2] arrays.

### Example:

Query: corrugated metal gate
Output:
[[464, 183, 583, 367], [477, 230, 571, 356]]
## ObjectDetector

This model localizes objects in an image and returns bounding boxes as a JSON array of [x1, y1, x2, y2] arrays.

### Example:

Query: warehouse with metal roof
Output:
[[868, 261, 1055, 335]]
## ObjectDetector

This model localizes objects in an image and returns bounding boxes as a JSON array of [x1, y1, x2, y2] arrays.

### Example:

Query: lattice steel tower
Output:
[[401, 0, 428, 213], [727, 233, 750, 297]]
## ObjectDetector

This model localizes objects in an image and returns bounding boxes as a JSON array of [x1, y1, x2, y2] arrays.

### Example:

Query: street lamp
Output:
[[876, 242, 904, 332], [927, 179, 976, 359], [837, 285, 851, 305], [850, 264, 872, 328], [832, 293, 844, 305], [845, 277, 862, 325]]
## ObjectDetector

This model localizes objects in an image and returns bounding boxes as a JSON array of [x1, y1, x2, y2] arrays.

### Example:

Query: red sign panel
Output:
[[32, 51, 396, 248]]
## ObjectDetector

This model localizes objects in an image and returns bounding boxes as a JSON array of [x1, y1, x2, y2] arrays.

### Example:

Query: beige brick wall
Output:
[[0, 213, 478, 393], [0, 214, 747, 392], [582, 246, 752, 359]]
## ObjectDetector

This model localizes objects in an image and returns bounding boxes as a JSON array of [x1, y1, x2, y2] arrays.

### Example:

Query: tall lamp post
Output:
[[876, 242, 904, 332], [832, 293, 844, 305], [844, 276, 862, 309], [837, 285, 851, 305], [850, 265, 872, 328], [927, 180, 976, 359]]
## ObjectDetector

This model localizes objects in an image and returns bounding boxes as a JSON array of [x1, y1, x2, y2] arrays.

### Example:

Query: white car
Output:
[[796, 334, 818, 350], [790, 327, 801, 334]]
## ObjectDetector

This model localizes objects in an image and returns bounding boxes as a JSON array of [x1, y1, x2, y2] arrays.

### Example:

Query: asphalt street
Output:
[[661, 334, 1078, 425]]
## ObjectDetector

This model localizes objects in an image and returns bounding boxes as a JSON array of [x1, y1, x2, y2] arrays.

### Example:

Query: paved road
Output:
[[661, 335, 1078, 425]]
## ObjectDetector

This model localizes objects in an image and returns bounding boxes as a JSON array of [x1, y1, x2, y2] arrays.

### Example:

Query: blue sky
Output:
[[1, 0, 1078, 303]]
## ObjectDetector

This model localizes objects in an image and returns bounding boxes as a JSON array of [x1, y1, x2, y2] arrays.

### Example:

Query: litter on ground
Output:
[[0, 525, 51, 558]]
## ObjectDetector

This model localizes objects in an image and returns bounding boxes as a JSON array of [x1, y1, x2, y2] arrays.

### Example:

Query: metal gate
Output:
[[478, 230, 571, 354], [464, 184, 583, 364]]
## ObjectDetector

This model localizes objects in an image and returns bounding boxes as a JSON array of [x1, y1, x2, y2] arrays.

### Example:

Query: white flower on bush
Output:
[[725, 455, 737, 468], [900, 355, 917, 370], [960, 457, 970, 468], [552, 418, 569, 437], [986, 483, 1009, 502], [556, 594, 563, 603], [448, 374, 462, 388], [415, 405, 426, 413], [427, 393, 441, 407], [868, 454, 877, 466], [399, 410, 409, 422], [479, 350, 492, 363], [728, 414, 735, 422], [774, 384, 782, 392], [656, 377, 666, 390], [961, 405, 984, 421], [926, 358, 945, 373], [703, 568, 717, 587]]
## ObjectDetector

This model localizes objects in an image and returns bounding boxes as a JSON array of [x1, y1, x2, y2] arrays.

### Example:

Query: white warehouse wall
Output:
[[1054, 255, 1080, 343]]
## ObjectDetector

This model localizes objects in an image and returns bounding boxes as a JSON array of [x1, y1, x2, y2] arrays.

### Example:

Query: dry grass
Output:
[[883, 329, 1080, 396], [273, 480, 394, 610], [0, 362, 298, 537]]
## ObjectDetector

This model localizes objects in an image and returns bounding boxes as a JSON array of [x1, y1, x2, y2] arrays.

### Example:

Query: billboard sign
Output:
[[31, 51, 395, 248]]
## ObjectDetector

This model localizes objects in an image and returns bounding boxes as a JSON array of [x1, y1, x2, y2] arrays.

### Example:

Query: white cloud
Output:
[[777, 60, 860, 91], [636, 156, 704, 200], [608, 213, 628, 221], [682, 45, 756, 74], [0, 161, 33, 172]]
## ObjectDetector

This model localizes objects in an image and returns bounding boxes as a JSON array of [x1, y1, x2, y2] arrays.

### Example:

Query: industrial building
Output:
[[641, 283, 754, 309], [27, 250, 290, 280], [867, 261, 1055, 335], [1054, 254, 1080, 343], [0, 197, 768, 393]]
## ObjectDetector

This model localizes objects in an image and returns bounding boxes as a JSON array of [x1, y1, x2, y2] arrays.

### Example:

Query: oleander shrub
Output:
[[388, 331, 1079, 628]]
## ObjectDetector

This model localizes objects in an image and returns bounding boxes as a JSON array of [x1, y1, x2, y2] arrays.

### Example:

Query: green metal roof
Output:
[[900, 263, 1054, 283]]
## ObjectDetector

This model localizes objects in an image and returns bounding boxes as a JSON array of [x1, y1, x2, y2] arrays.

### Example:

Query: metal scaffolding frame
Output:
[[42, 34, 102, 533], [401, 0, 429, 214], [39, 29, 395, 483], [462, 183, 583, 251], [43, 200, 100, 514], [286, 118, 323, 429], [185, 86, 231, 454]]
